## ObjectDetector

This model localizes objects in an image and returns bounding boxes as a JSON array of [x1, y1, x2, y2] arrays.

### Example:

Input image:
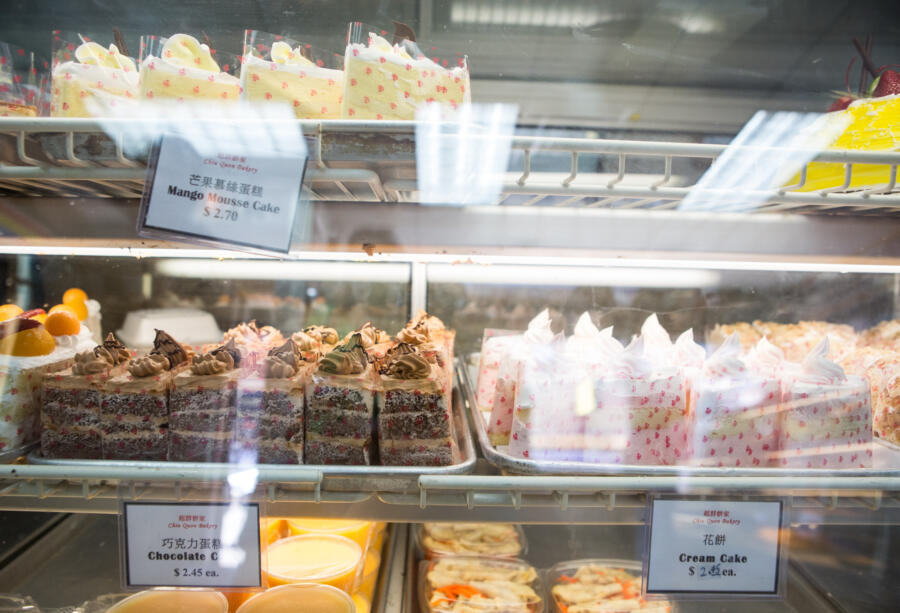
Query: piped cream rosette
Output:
[[140, 34, 240, 104]]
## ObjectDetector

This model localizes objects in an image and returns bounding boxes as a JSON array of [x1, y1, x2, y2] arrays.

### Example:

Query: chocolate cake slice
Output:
[[100, 329, 190, 460], [376, 343, 458, 466], [305, 333, 377, 465], [41, 333, 131, 459]]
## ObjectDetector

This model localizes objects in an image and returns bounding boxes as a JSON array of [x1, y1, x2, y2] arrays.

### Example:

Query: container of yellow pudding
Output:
[[351, 593, 370, 613], [139, 34, 240, 104], [264, 534, 363, 591], [237, 584, 355, 613], [356, 549, 381, 601], [285, 517, 374, 549], [105, 588, 228, 613], [241, 31, 344, 119], [260, 517, 285, 547]]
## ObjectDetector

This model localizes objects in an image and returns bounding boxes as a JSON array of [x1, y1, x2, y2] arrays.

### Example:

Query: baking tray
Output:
[[26, 366, 476, 494], [462, 353, 900, 478]]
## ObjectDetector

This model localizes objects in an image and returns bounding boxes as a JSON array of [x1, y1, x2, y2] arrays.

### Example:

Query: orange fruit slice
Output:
[[62, 288, 88, 304], [48, 303, 78, 317], [45, 310, 81, 336], [30, 313, 47, 324], [62, 298, 89, 321], [0, 327, 56, 356], [0, 304, 23, 322]]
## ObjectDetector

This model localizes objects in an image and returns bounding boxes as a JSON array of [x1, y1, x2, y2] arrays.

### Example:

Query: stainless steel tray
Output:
[[26, 369, 476, 494], [461, 354, 900, 478], [0, 441, 36, 464]]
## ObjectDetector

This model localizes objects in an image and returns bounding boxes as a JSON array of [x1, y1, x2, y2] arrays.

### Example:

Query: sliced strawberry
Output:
[[828, 96, 854, 112], [872, 69, 900, 97], [19, 308, 45, 319]]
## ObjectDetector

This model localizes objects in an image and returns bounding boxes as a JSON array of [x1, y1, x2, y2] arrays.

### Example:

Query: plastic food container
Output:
[[351, 593, 370, 613], [116, 308, 222, 348], [286, 518, 375, 549], [416, 522, 527, 559], [263, 534, 363, 592], [103, 588, 228, 613], [236, 583, 355, 613], [547, 559, 674, 613], [355, 549, 381, 601], [261, 518, 285, 547], [419, 556, 544, 613]]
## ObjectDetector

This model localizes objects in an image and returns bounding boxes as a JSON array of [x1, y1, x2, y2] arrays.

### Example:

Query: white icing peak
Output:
[[801, 336, 846, 384], [74, 42, 136, 72], [523, 309, 554, 344], [614, 336, 653, 379], [270, 41, 315, 66], [572, 312, 599, 339], [703, 332, 746, 379], [750, 336, 784, 367], [674, 328, 706, 367], [641, 313, 672, 349]]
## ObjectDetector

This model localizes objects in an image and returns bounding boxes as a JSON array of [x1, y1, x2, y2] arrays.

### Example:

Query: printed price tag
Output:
[[121, 502, 261, 588], [645, 498, 785, 596], [138, 131, 306, 254]]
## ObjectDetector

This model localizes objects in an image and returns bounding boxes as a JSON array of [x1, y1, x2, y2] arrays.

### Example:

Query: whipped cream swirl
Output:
[[612, 337, 653, 379], [523, 309, 555, 344], [801, 337, 846, 384]]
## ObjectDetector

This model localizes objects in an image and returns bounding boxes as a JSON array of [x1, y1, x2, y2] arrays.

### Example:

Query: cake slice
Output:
[[168, 338, 243, 462], [100, 329, 190, 460], [305, 333, 376, 465], [234, 339, 313, 464], [50, 39, 138, 117], [140, 34, 240, 104], [342, 32, 469, 120], [41, 334, 131, 459], [377, 343, 457, 466], [241, 33, 344, 119]]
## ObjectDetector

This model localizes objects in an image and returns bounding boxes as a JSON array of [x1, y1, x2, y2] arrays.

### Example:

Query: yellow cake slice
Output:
[[787, 93, 900, 192], [241, 41, 343, 119], [342, 33, 469, 120], [140, 34, 240, 104], [50, 42, 138, 117]]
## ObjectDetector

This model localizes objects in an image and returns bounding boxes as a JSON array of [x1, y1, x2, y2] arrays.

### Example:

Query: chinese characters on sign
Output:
[[139, 133, 307, 253], [122, 502, 261, 588], [645, 498, 784, 596]]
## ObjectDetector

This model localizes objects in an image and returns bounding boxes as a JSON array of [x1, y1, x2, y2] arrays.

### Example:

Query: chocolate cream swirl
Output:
[[73, 333, 130, 375], [190, 338, 240, 375], [128, 354, 169, 377], [318, 333, 368, 375], [290, 330, 319, 352], [128, 329, 189, 377], [380, 342, 431, 379], [358, 322, 390, 348], [304, 325, 339, 346], [263, 339, 301, 379]]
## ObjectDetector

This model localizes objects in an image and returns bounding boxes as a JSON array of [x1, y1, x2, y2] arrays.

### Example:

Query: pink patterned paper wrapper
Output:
[[475, 329, 519, 411], [779, 379, 873, 469], [507, 359, 587, 462], [840, 347, 900, 445], [581, 373, 690, 465], [690, 378, 782, 467]]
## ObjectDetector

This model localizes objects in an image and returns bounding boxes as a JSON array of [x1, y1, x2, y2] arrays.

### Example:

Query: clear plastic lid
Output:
[[419, 556, 544, 613], [0, 595, 40, 612], [99, 588, 228, 613], [546, 559, 673, 613], [236, 583, 355, 613], [416, 522, 527, 559]]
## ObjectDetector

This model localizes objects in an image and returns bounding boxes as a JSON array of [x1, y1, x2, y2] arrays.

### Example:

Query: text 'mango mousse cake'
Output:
[[241, 31, 343, 119], [1, 310, 96, 453], [41, 333, 131, 459], [50, 34, 138, 117], [169, 338, 243, 462], [377, 343, 457, 466], [235, 339, 312, 464], [342, 24, 470, 120], [140, 34, 240, 104], [305, 333, 376, 465], [780, 337, 873, 469], [101, 329, 190, 460]]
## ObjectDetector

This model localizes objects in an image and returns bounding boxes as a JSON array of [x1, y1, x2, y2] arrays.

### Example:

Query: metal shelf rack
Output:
[[2, 118, 899, 214]]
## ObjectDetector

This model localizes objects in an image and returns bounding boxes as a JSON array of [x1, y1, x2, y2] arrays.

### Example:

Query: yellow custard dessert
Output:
[[263, 534, 363, 591], [0, 102, 37, 117], [285, 517, 374, 548], [788, 93, 900, 192], [50, 42, 138, 117], [106, 589, 228, 613], [241, 40, 343, 119], [140, 34, 240, 104], [237, 584, 355, 613], [342, 33, 469, 120]]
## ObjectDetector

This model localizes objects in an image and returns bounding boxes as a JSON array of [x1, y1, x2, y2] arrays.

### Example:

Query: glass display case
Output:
[[0, 1, 899, 612]]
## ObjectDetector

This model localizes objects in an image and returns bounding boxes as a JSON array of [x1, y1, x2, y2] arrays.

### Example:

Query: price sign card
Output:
[[122, 502, 261, 588], [645, 498, 785, 597], [138, 130, 306, 254]]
